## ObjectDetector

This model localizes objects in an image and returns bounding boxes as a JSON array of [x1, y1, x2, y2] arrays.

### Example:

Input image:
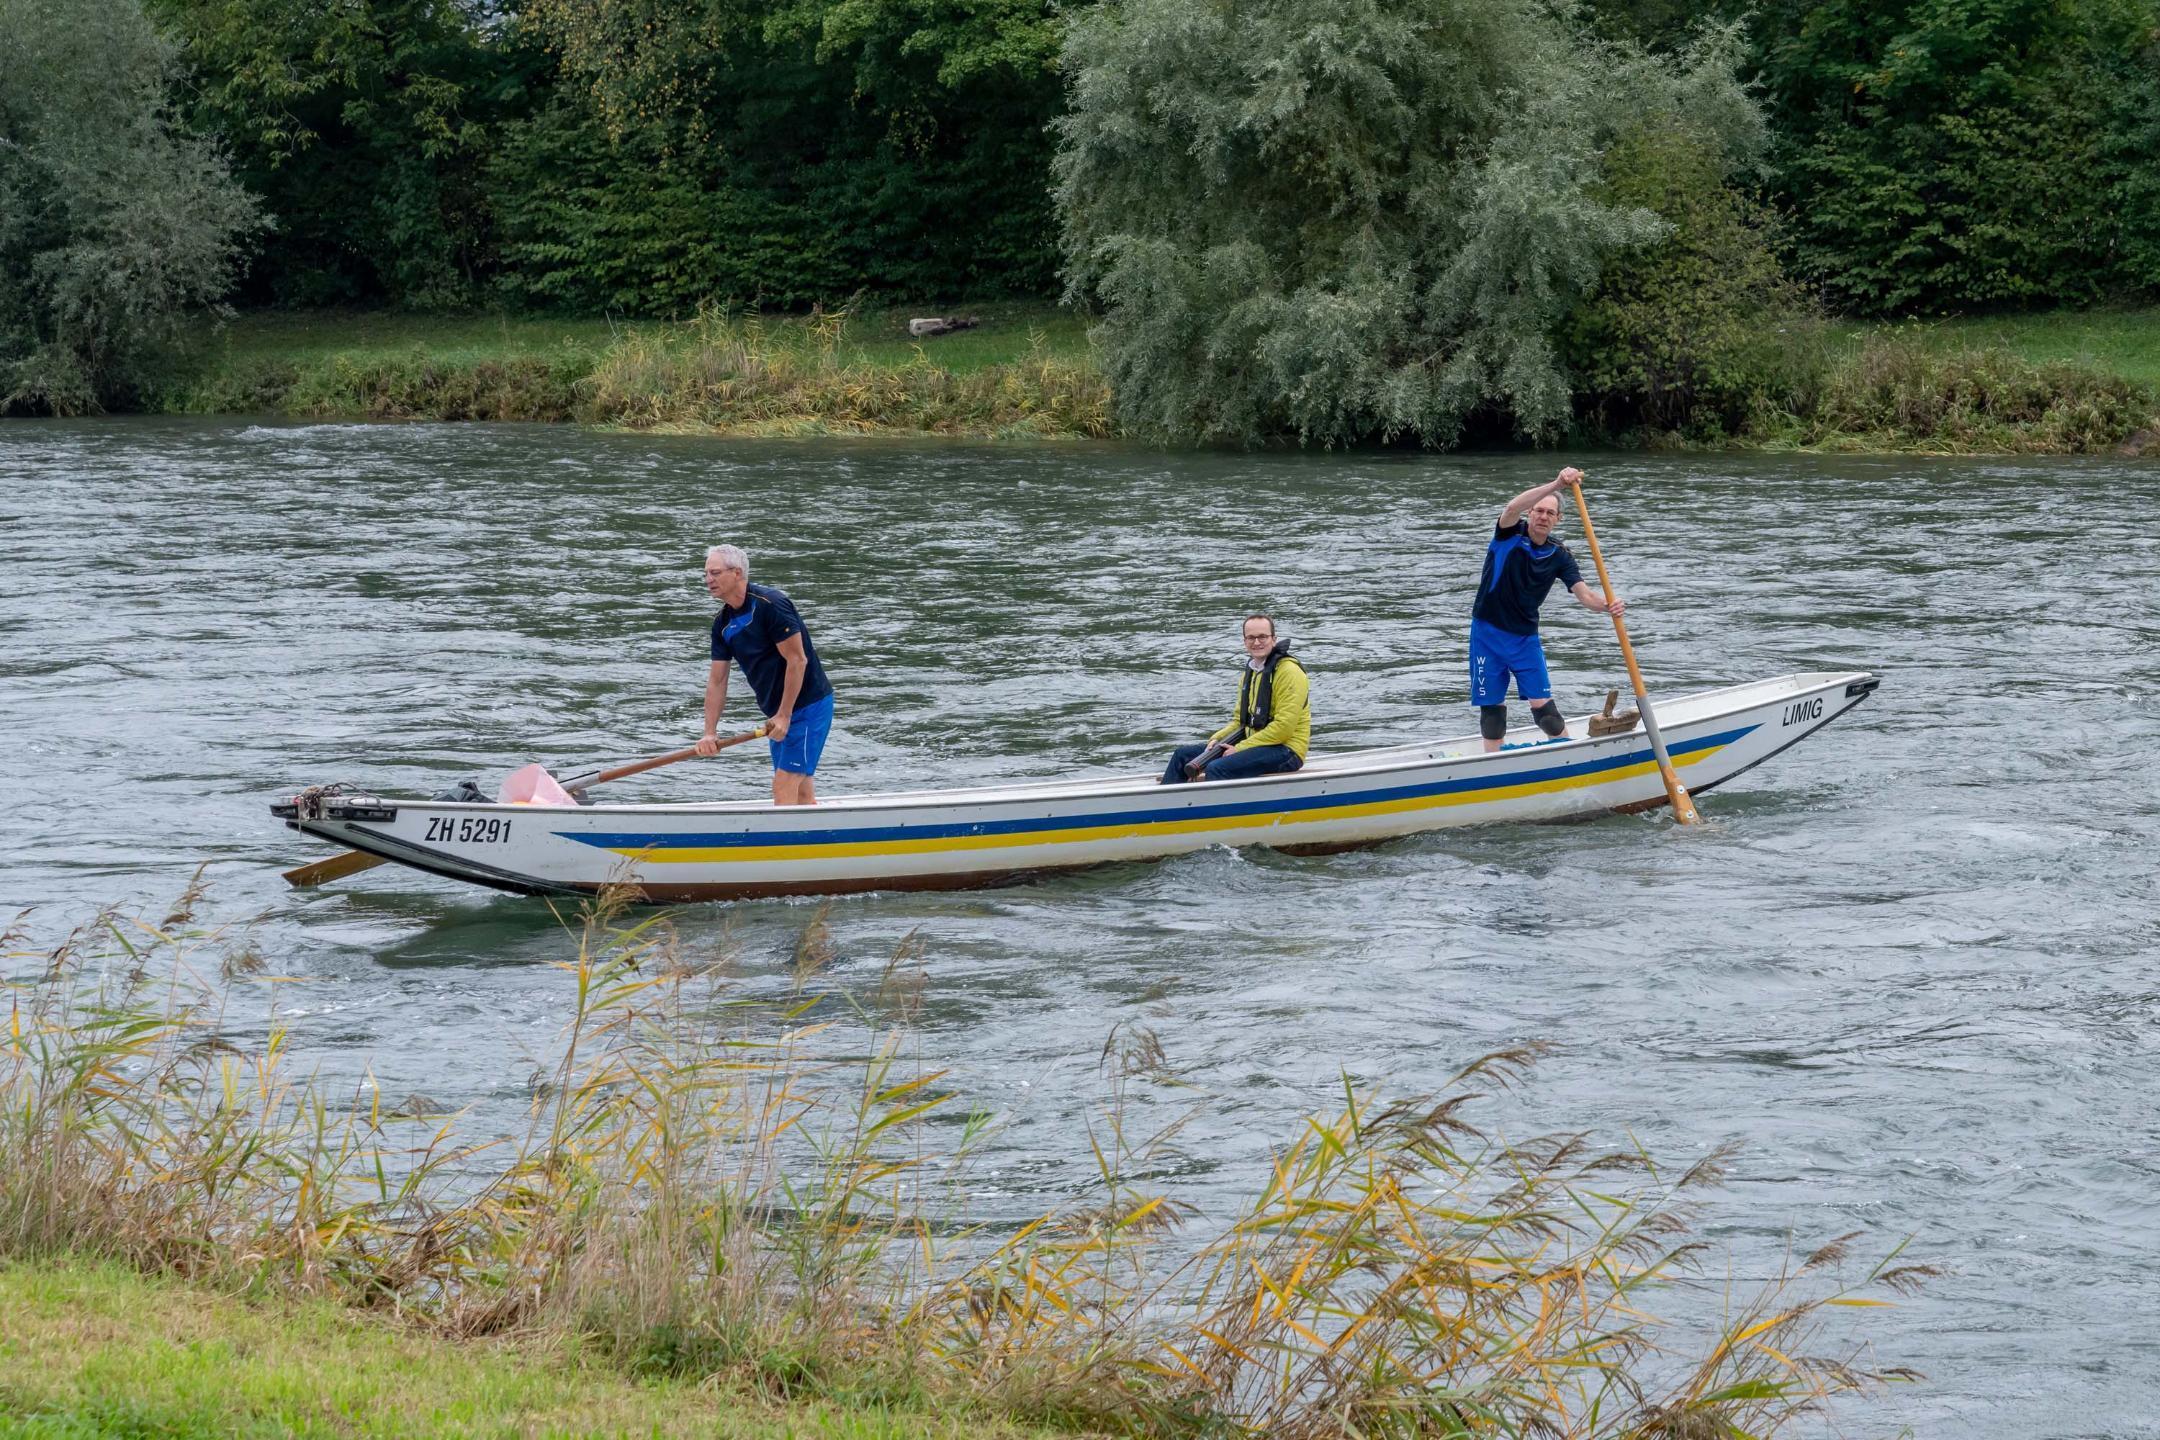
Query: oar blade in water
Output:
[[282, 849, 390, 888]]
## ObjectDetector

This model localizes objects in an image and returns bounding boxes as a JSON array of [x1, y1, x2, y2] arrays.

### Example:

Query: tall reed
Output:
[[1, 888, 1932, 1435]]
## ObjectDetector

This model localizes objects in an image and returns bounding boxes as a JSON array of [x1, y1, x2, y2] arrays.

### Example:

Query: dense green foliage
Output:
[[1750, 0, 2160, 315], [146, 0, 525, 308], [485, 92, 1056, 313], [1585, 0, 2160, 316], [1564, 121, 1820, 439], [0, 0, 261, 413], [136, 0, 1068, 312], [1055, 1, 1764, 444], [11, 0, 2159, 442], [493, 0, 1064, 311]]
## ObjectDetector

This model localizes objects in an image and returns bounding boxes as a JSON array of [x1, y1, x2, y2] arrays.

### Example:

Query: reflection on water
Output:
[[3, 417, 2158, 1434]]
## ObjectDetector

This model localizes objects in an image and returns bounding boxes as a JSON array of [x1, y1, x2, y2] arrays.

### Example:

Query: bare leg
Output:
[[1487, 696, 1553, 751], [772, 770, 817, 806], [1482, 704, 1513, 754]]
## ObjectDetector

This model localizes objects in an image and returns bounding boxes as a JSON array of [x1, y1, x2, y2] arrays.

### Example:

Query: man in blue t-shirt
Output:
[[697, 543, 835, 805], [1469, 467, 1623, 752]]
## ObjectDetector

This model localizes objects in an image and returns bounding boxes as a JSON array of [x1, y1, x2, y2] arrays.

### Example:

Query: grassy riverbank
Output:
[[157, 303, 1108, 438], [0, 1257, 1046, 1440], [150, 303, 2159, 452], [1890, 308, 2160, 385], [0, 890, 1932, 1440], [1737, 327, 2160, 455]]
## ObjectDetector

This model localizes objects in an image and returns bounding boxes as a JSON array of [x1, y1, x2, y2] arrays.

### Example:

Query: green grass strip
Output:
[[0, 1257, 1058, 1440]]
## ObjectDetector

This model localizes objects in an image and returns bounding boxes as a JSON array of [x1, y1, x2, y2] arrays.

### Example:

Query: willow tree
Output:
[[1054, 0, 1763, 444], [0, 0, 260, 413]]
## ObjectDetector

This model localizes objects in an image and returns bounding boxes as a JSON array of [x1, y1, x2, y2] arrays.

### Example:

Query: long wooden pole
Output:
[[1564, 478, 1701, 825], [562, 743, 724, 798], [281, 727, 768, 888]]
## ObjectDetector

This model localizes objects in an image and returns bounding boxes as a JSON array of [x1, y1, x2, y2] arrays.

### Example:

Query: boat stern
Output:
[[272, 786, 584, 896]]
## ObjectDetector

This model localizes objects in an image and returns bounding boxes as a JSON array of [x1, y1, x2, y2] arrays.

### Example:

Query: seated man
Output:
[[1161, 615, 1310, 784]]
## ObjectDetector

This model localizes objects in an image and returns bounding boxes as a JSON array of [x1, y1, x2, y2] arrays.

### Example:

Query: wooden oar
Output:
[[1564, 477, 1702, 826], [281, 727, 768, 888], [281, 846, 391, 888]]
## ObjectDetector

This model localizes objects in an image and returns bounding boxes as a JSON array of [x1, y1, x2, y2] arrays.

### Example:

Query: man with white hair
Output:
[[697, 544, 834, 805], [1469, 467, 1623, 752]]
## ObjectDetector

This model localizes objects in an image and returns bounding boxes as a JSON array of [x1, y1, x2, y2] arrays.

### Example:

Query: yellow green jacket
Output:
[[1210, 647, 1310, 759]]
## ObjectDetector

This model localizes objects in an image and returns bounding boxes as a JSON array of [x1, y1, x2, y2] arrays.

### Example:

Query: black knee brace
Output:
[[1533, 700, 1566, 737], [1479, 705, 1508, 741]]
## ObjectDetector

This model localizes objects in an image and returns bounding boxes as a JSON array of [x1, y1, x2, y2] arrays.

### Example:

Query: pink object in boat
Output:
[[497, 763, 576, 806]]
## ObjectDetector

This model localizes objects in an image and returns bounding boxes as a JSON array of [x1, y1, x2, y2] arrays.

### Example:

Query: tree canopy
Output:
[[488, 0, 1066, 309], [0, 0, 261, 412], [7, 0, 2159, 429], [1753, 0, 2160, 314], [1053, 0, 1764, 444]]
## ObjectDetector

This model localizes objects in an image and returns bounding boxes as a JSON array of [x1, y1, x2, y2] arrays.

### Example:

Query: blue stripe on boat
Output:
[[554, 724, 1757, 853]]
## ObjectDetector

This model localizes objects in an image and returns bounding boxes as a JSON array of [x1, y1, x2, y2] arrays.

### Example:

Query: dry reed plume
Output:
[[1, 886, 1934, 1436]]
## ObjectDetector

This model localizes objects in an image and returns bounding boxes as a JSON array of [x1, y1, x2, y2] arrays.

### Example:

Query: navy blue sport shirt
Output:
[[711, 582, 833, 717], [1471, 519, 1584, 636]]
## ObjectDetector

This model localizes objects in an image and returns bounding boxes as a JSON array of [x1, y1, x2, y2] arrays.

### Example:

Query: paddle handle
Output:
[[572, 726, 766, 792], [1565, 478, 1701, 825]]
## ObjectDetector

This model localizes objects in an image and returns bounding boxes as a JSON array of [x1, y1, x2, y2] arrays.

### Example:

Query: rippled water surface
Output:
[[4, 418, 2158, 1435]]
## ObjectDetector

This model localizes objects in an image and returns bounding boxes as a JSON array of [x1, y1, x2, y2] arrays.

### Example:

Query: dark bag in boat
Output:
[[431, 779, 489, 803]]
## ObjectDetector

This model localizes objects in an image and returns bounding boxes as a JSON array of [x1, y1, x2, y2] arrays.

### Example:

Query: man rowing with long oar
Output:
[[698, 544, 834, 805], [1469, 467, 1624, 752]]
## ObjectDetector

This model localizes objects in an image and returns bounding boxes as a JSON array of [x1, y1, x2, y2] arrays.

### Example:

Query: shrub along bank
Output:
[[149, 305, 2160, 453], [1745, 338, 2160, 454], [157, 305, 1108, 438]]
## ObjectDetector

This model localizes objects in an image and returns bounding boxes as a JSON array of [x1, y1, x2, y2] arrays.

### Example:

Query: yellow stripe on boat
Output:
[[604, 742, 1729, 866]]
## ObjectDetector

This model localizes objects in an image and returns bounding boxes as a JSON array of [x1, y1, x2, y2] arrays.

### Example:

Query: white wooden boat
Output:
[[273, 671, 1878, 901]]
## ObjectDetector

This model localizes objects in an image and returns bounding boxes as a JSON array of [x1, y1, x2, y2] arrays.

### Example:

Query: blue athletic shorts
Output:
[[1468, 619, 1551, 706], [768, 693, 834, 776]]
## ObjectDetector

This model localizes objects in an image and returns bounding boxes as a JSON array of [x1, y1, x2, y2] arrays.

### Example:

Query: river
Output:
[[3, 417, 2156, 1436]]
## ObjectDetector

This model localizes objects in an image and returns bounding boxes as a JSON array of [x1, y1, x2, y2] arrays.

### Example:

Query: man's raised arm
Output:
[[1498, 466, 1583, 528]]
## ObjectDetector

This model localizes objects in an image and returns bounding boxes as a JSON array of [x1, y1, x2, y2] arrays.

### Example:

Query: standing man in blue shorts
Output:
[[1470, 467, 1624, 752], [698, 544, 834, 805]]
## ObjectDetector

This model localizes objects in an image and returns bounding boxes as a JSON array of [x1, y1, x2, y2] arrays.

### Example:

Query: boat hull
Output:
[[279, 671, 1878, 901]]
